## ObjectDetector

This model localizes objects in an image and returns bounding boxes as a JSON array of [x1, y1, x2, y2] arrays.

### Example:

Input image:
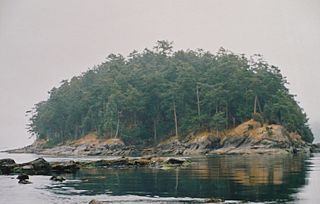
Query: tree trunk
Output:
[[115, 111, 120, 138], [196, 85, 201, 123], [173, 101, 179, 138], [254, 95, 257, 114], [225, 102, 228, 129], [153, 119, 157, 145]]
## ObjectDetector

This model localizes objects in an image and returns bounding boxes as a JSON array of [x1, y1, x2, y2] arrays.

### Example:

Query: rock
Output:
[[17, 174, 29, 180], [165, 158, 186, 165], [0, 158, 16, 166], [0, 158, 16, 175], [205, 197, 224, 203], [50, 175, 65, 182], [17, 173, 32, 184], [15, 158, 51, 175], [132, 159, 151, 166], [28, 158, 51, 174], [311, 143, 320, 153], [51, 161, 79, 173], [18, 179, 32, 184], [89, 199, 103, 204]]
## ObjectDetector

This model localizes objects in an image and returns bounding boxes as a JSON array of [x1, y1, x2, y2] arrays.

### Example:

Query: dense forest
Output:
[[27, 41, 314, 145]]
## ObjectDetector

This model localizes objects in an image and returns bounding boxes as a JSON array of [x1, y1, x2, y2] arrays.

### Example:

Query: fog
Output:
[[0, 0, 319, 149]]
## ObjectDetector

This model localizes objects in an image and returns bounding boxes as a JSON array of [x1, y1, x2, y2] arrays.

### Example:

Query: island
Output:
[[3, 41, 319, 176]]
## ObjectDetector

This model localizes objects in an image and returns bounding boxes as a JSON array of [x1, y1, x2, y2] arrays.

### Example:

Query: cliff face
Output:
[[155, 120, 309, 155]]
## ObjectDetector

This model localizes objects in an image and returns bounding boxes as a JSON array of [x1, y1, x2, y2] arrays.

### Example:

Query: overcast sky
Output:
[[0, 0, 320, 149]]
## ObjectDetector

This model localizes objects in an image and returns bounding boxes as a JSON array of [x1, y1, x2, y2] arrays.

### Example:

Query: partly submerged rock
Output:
[[0, 158, 15, 166], [165, 158, 186, 165], [50, 175, 65, 182], [18, 179, 32, 184], [17, 173, 32, 184], [15, 158, 51, 175], [311, 143, 320, 153], [17, 174, 29, 180], [0, 158, 16, 175]]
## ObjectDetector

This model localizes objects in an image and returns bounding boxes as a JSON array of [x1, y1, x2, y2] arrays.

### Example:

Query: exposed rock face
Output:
[[156, 120, 310, 156], [8, 136, 140, 157]]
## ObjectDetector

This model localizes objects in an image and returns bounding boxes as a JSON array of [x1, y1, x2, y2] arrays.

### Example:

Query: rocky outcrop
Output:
[[155, 120, 310, 156], [7, 136, 141, 157], [0, 156, 191, 175], [15, 158, 51, 175], [6, 120, 313, 157]]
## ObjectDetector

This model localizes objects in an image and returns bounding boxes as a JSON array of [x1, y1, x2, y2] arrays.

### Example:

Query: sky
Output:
[[0, 0, 320, 149]]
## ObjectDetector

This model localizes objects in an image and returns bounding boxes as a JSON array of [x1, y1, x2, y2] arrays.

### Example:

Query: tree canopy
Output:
[[27, 41, 314, 144]]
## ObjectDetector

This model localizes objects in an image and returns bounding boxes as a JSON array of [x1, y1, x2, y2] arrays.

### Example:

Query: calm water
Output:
[[0, 152, 319, 203]]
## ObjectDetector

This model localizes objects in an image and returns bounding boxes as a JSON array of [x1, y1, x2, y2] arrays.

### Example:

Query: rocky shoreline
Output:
[[0, 156, 190, 176], [7, 120, 320, 157]]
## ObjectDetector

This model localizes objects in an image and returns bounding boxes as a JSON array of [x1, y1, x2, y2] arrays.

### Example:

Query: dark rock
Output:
[[18, 179, 32, 184], [311, 143, 320, 153], [165, 158, 186, 165], [0, 158, 15, 166], [50, 175, 65, 182], [29, 158, 51, 174], [0, 159, 16, 175], [132, 159, 151, 166], [205, 197, 224, 203], [18, 158, 51, 175], [51, 161, 79, 173], [17, 174, 29, 180]]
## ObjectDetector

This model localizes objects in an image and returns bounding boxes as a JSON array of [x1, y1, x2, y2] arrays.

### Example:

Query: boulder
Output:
[[17, 173, 32, 184], [0, 158, 15, 166], [165, 158, 186, 165], [18, 158, 51, 175], [18, 179, 32, 184], [0, 158, 16, 175], [17, 174, 29, 180], [50, 175, 65, 182], [311, 143, 320, 153]]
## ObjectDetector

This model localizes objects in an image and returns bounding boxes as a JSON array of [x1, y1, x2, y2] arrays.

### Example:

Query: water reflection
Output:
[[54, 153, 310, 202]]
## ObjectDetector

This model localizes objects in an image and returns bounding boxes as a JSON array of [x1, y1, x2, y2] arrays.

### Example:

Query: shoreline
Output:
[[5, 120, 320, 158]]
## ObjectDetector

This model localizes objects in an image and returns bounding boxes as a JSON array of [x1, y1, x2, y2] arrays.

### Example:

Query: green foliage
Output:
[[27, 41, 314, 144], [210, 111, 227, 132], [252, 113, 264, 125]]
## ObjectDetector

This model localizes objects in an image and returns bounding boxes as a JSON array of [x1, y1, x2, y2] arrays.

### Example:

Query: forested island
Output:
[[20, 41, 315, 156]]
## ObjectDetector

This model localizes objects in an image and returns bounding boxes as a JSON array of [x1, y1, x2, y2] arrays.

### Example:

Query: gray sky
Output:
[[1, 0, 320, 149]]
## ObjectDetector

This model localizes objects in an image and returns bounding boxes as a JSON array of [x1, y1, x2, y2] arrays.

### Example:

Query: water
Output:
[[0, 152, 319, 203]]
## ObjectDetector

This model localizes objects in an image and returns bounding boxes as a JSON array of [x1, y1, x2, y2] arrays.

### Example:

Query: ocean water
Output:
[[0, 152, 319, 203]]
